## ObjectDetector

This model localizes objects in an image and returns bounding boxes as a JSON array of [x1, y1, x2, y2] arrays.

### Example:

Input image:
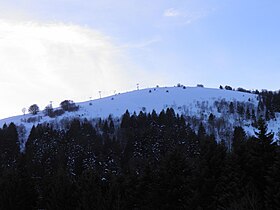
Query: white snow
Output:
[[76, 86, 258, 119], [0, 86, 279, 148]]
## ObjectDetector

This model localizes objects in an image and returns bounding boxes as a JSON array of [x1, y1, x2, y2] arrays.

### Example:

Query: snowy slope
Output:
[[0, 86, 279, 148], [0, 86, 257, 124], [79, 86, 258, 118]]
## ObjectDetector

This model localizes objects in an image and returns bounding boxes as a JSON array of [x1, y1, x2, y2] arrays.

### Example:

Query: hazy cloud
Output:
[[164, 8, 181, 17], [163, 6, 214, 25], [0, 19, 138, 118]]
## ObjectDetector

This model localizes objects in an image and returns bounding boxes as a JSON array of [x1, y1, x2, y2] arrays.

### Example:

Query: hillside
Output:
[[1, 86, 279, 149], [1, 86, 280, 209]]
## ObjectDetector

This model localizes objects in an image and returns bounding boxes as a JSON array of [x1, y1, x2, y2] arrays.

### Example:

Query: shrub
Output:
[[60, 100, 79, 112], [225, 85, 233, 90], [237, 87, 251, 93]]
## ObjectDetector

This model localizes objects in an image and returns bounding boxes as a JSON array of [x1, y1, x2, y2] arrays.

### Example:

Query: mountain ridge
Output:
[[1, 86, 279, 150]]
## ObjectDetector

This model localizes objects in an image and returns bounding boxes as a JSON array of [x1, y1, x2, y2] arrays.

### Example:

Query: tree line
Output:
[[0, 108, 280, 209], [219, 85, 280, 120], [26, 100, 79, 116]]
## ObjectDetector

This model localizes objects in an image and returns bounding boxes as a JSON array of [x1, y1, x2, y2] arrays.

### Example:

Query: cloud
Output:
[[0, 19, 137, 118], [163, 7, 213, 25], [164, 8, 181, 17], [121, 37, 162, 50]]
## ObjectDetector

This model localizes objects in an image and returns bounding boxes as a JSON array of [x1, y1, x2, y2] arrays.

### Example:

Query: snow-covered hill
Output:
[[1, 86, 280, 149]]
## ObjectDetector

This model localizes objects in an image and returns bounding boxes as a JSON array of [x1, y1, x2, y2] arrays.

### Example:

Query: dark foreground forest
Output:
[[0, 108, 280, 209]]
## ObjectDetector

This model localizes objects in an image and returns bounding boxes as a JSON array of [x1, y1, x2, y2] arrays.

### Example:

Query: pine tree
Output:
[[237, 102, 245, 117], [109, 120, 115, 134], [192, 135, 227, 209], [265, 152, 280, 209], [246, 118, 277, 207], [254, 118, 274, 146], [0, 123, 20, 169], [232, 126, 246, 154], [229, 102, 235, 114], [198, 123, 206, 141], [120, 110, 130, 129], [246, 107, 251, 120], [251, 108, 256, 121]]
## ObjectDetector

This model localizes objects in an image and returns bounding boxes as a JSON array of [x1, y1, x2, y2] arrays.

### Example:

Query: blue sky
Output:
[[0, 0, 280, 118]]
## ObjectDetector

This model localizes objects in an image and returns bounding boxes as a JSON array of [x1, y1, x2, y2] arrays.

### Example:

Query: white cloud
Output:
[[163, 7, 212, 25], [164, 8, 181, 17], [121, 37, 162, 50], [0, 19, 138, 119]]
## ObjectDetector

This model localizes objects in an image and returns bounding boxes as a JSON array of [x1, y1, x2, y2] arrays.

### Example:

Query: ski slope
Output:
[[0, 86, 257, 124], [0, 86, 279, 148]]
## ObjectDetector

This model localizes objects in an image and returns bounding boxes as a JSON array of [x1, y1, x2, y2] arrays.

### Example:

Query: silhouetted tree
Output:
[[28, 104, 39, 115]]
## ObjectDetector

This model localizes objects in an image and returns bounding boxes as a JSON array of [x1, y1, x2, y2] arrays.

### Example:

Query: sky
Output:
[[0, 0, 280, 119]]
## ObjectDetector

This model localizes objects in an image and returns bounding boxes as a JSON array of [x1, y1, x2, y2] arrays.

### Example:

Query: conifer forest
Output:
[[1, 107, 280, 209]]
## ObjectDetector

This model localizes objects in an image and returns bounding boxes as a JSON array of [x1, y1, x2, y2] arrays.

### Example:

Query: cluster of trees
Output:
[[44, 100, 79, 118], [184, 99, 259, 143], [219, 87, 280, 121], [26, 100, 79, 117], [220, 85, 234, 91], [0, 109, 280, 209], [219, 85, 260, 94], [259, 90, 280, 119]]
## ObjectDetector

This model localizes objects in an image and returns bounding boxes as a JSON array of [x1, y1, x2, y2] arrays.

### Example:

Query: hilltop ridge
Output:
[[1, 86, 279, 149]]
